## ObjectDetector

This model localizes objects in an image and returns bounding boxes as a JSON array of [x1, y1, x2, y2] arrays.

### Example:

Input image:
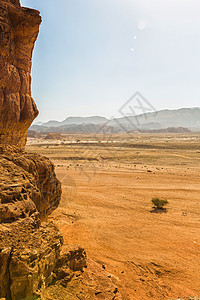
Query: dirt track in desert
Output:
[[27, 133, 200, 299]]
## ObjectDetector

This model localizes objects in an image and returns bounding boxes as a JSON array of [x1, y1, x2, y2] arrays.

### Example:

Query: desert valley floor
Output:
[[26, 133, 200, 300]]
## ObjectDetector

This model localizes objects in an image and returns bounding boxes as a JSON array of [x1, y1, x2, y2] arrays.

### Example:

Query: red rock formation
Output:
[[0, 0, 41, 149]]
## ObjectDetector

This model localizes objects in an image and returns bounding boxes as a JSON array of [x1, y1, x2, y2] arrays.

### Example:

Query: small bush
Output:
[[152, 197, 168, 209]]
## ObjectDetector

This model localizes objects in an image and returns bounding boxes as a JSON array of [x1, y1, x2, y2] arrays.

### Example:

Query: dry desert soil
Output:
[[26, 133, 200, 300]]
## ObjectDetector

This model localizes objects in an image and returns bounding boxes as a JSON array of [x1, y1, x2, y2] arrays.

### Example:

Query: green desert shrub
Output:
[[152, 197, 168, 209]]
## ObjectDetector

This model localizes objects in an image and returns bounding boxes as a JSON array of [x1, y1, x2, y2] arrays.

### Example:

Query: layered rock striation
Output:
[[0, 0, 41, 149]]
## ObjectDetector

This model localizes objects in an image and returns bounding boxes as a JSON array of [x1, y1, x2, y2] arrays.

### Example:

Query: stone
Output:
[[55, 245, 87, 272]]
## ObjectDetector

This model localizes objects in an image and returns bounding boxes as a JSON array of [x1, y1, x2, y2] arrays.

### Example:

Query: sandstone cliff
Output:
[[0, 2, 65, 299], [0, 0, 41, 149]]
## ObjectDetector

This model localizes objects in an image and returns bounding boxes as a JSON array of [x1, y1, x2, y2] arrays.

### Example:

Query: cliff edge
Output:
[[0, 0, 41, 149]]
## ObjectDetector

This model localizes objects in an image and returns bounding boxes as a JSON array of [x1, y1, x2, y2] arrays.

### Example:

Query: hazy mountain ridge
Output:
[[31, 108, 200, 133], [114, 108, 200, 127], [41, 116, 108, 127]]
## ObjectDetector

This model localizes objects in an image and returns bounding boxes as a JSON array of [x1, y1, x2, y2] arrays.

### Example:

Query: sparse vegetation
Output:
[[152, 197, 168, 209]]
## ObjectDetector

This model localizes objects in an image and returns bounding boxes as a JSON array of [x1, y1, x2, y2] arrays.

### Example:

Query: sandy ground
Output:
[[26, 133, 200, 300]]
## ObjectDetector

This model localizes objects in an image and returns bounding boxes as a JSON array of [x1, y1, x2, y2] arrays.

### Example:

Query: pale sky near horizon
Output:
[[21, 0, 200, 122]]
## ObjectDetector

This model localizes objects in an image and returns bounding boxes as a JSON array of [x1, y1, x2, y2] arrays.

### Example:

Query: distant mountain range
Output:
[[31, 108, 200, 134], [41, 116, 107, 127]]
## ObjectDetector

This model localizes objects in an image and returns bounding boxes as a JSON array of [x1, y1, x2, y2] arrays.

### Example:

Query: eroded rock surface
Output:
[[0, 145, 62, 299], [0, 146, 61, 222], [0, 0, 41, 149], [0, 219, 63, 300]]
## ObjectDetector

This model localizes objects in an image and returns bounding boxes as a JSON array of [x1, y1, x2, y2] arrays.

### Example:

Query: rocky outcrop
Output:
[[0, 2, 65, 299], [0, 219, 62, 300], [27, 130, 42, 138], [0, 145, 62, 299], [0, 146, 61, 222], [0, 0, 41, 149], [44, 258, 122, 300], [44, 133, 64, 140]]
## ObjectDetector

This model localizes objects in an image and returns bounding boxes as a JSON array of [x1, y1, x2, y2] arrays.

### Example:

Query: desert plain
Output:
[[26, 132, 200, 300]]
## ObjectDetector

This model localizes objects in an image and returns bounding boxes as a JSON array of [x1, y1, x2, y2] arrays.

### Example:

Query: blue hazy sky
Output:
[[21, 0, 200, 122]]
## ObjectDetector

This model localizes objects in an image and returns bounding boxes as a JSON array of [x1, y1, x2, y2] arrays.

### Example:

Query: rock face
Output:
[[0, 146, 63, 299], [0, 146, 61, 222], [0, 0, 41, 149], [0, 2, 64, 299], [0, 218, 63, 300]]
